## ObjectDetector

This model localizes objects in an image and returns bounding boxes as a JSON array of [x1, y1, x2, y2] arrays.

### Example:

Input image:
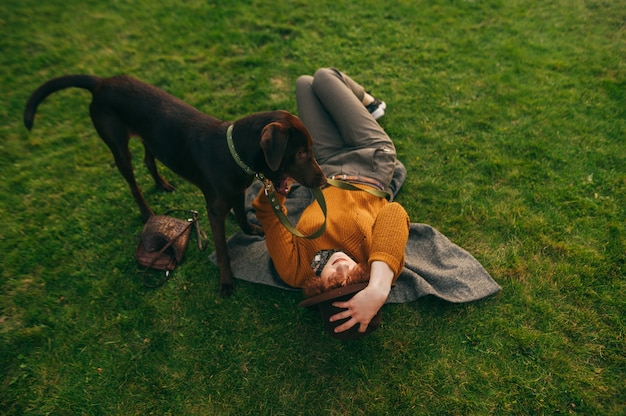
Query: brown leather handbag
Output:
[[136, 210, 206, 287]]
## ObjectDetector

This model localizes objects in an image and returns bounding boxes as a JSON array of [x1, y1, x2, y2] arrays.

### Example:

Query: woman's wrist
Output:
[[368, 261, 394, 297]]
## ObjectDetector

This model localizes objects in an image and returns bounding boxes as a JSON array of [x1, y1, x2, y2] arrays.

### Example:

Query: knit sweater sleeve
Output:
[[368, 202, 410, 281], [251, 188, 309, 287]]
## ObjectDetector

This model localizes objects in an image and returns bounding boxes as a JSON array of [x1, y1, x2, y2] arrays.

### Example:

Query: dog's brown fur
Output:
[[24, 74, 326, 297]]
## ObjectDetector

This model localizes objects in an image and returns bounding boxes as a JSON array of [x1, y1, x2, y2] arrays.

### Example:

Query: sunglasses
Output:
[[310, 249, 340, 276]]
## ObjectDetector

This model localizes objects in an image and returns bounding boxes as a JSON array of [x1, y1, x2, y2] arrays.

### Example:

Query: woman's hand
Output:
[[329, 261, 394, 334]]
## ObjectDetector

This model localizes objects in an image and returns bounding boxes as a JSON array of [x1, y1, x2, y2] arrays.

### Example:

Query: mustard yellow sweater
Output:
[[252, 184, 410, 288]]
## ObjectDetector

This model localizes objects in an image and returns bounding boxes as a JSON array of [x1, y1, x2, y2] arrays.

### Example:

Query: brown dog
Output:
[[24, 74, 326, 297]]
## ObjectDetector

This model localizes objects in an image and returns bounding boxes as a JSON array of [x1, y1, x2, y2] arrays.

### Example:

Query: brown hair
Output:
[[303, 263, 370, 298]]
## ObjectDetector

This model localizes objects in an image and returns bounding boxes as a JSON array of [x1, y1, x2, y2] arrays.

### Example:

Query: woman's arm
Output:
[[330, 260, 394, 333], [330, 202, 410, 333], [251, 187, 308, 287], [369, 202, 411, 280]]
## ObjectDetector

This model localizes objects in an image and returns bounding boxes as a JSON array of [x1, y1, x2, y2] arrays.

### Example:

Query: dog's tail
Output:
[[23, 75, 101, 131]]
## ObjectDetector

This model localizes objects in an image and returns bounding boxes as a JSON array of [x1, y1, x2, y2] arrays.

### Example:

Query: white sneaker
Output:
[[366, 99, 386, 120]]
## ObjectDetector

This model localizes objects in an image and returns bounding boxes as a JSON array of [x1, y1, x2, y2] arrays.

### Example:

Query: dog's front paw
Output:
[[220, 282, 234, 298]]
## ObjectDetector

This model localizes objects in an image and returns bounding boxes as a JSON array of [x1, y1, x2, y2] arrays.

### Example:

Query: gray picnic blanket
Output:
[[210, 181, 501, 304]]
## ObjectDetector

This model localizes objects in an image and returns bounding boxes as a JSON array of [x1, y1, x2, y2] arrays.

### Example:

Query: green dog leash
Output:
[[325, 178, 390, 200], [262, 177, 389, 239], [263, 180, 327, 239]]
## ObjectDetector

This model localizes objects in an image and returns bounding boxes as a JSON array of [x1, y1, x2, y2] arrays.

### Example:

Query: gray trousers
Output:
[[295, 68, 406, 198]]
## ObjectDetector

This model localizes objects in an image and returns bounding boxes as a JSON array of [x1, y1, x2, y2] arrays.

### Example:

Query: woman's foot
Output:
[[363, 91, 386, 120], [366, 99, 386, 120]]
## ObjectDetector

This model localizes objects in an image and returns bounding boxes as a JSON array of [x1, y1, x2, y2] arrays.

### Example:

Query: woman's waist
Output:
[[326, 174, 385, 191]]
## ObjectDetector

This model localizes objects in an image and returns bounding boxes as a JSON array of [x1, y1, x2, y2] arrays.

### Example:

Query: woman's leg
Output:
[[295, 75, 342, 164], [311, 68, 392, 150], [309, 68, 398, 191]]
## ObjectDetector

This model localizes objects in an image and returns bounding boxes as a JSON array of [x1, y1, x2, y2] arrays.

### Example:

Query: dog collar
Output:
[[227, 124, 260, 177]]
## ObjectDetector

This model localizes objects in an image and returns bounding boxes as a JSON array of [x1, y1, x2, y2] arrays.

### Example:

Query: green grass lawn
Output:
[[1, 0, 624, 414]]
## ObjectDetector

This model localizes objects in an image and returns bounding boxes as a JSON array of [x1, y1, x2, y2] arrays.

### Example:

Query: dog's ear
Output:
[[260, 122, 290, 171]]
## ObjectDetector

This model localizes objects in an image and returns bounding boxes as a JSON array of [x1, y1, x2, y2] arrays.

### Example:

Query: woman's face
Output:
[[320, 251, 357, 280]]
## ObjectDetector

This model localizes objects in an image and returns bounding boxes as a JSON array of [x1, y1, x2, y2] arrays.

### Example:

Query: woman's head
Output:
[[310, 250, 360, 279], [304, 251, 370, 298], [302, 250, 380, 340]]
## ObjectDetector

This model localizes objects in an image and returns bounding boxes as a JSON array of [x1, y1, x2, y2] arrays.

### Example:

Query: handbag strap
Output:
[[141, 217, 196, 288], [164, 209, 208, 251]]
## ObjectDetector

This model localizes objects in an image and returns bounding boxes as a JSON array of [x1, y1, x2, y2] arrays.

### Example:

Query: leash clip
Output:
[[262, 178, 274, 196]]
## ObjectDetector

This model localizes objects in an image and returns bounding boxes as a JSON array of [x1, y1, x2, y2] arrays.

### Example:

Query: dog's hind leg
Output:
[[143, 147, 176, 192], [91, 112, 154, 222]]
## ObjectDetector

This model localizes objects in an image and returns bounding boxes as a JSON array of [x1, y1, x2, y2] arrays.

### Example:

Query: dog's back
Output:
[[24, 74, 219, 132], [24, 75, 223, 173]]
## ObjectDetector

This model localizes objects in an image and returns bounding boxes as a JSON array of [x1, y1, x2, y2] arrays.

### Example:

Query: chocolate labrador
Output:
[[24, 74, 326, 296]]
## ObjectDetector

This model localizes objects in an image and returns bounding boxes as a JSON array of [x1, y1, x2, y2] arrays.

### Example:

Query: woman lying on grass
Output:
[[253, 68, 410, 339]]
